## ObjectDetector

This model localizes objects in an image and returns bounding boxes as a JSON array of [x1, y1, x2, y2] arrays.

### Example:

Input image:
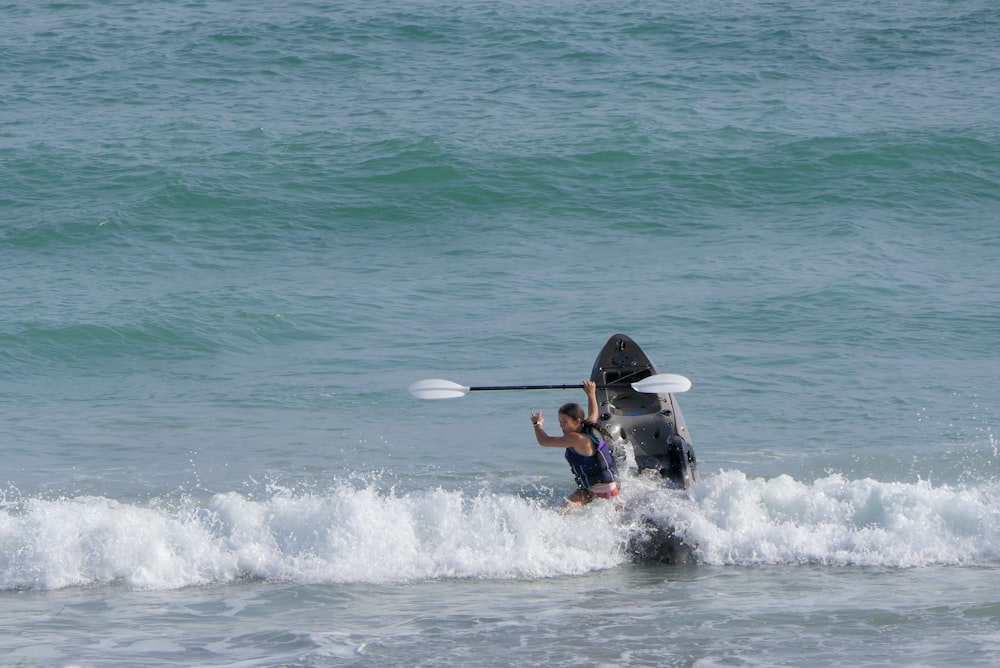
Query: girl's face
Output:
[[558, 413, 582, 435]]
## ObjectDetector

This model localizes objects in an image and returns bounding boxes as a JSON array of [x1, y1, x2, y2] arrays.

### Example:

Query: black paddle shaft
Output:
[[468, 383, 632, 392]]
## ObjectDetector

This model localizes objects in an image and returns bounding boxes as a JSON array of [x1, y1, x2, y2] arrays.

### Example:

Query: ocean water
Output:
[[2, 0, 1000, 666]]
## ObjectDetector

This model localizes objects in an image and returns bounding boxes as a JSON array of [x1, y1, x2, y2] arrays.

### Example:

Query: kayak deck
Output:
[[590, 333, 699, 489]]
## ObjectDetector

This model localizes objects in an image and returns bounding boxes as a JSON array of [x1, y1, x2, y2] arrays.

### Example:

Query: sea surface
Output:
[[3, 1, 1000, 666]]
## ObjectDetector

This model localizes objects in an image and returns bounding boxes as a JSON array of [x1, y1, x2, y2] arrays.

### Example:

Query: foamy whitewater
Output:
[[3, 0, 999, 666], [5, 471, 1000, 594]]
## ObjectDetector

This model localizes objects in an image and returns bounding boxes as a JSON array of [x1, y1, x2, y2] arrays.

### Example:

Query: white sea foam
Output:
[[3, 471, 999, 591], [677, 470, 1000, 567], [0, 483, 627, 591]]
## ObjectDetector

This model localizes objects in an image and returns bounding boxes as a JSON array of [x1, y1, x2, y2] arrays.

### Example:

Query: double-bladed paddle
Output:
[[409, 373, 691, 400]]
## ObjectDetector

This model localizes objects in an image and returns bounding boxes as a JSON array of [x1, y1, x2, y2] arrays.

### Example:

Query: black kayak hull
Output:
[[590, 333, 699, 489], [589, 334, 700, 563]]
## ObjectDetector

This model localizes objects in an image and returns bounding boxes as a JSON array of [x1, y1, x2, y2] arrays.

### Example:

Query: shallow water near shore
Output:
[[3, 0, 999, 665]]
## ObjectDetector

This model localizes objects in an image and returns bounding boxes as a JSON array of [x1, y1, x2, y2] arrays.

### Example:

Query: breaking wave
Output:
[[3, 471, 1000, 591]]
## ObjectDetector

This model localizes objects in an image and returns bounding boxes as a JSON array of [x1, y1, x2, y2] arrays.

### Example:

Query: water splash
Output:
[[0, 483, 627, 591], [3, 470, 999, 591], [682, 470, 1000, 567]]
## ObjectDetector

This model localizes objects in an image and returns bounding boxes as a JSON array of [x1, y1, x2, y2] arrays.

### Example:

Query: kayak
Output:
[[590, 333, 699, 563], [409, 333, 700, 562], [590, 333, 699, 489]]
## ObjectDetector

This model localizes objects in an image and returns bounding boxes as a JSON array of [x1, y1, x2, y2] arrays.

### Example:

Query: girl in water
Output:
[[530, 380, 619, 507]]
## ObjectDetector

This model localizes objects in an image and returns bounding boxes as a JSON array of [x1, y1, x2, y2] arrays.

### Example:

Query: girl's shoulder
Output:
[[566, 430, 596, 455]]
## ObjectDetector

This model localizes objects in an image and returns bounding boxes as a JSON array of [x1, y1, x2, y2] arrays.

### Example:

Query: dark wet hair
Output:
[[558, 402, 585, 422], [558, 402, 614, 442]]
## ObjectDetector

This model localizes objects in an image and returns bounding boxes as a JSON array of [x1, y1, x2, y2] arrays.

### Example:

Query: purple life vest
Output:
[[564, 427, 617, 489]]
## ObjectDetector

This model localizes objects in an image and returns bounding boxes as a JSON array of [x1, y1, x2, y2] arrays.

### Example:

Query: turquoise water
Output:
[[3, 1, 1000, 666]]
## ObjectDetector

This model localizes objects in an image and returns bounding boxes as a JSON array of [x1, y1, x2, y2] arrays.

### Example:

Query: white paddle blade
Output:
[[408, 378, 471, 400], [631, 373, 692, 394]]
